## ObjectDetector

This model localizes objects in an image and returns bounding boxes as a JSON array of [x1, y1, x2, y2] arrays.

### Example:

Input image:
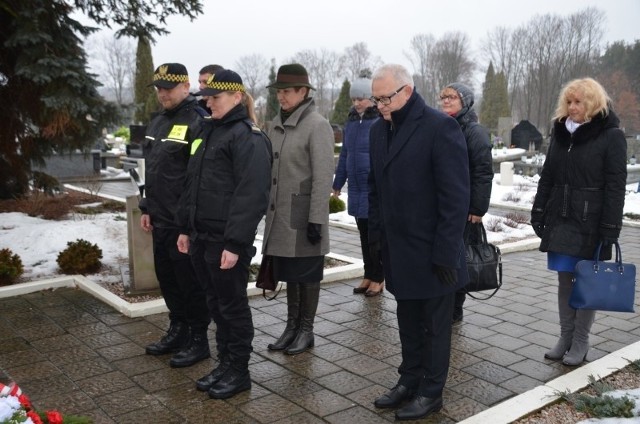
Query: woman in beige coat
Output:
[[263, 63, 335, 355]]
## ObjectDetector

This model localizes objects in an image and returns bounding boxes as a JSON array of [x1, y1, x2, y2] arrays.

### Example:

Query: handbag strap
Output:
[[592, 241, 623, 269], [263, 282, 283, 300], [464, 259, 503, 300], [464, 222, 488, 245]]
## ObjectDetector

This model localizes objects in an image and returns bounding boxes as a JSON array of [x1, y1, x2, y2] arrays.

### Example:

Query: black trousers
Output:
[[190, 239, 254, 367], [356, 218, 384, 282], [151, 227, 209, 332], [396, 292, 455, 398]]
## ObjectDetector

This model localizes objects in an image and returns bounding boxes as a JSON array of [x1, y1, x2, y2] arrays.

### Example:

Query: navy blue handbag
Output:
[[569, 242, 636, 312]]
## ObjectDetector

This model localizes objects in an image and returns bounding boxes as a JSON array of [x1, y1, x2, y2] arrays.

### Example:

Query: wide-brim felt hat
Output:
[[195, 69, 245, 96], [267, 63, 315, 90], [148, 63, 189, 89]]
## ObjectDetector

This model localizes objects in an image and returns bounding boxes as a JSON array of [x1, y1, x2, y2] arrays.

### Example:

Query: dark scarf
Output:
[[389, 89, 419, 131], [280, 97, 312, 124]]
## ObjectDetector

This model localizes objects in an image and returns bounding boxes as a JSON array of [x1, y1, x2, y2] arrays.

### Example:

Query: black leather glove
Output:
[[369, 241, 381, 266], [599, 236, 617, 248], [531, 222, 544, 238], [433, 265, 457, 286], [307, 223, 322, 245]]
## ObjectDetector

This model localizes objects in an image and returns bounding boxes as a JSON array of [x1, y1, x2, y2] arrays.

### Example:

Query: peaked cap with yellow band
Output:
[[195, 69, 245, 96], [148, 63, 189, 89]]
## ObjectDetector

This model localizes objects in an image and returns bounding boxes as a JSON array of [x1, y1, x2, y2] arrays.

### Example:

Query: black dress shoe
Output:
[[353, 279, 371, 294], [196, 360, 231, 391], [373, 385, 414, 408], [395, 395, 443, 421], [364, 282, 384, 297], [208, 367, 251, 399]]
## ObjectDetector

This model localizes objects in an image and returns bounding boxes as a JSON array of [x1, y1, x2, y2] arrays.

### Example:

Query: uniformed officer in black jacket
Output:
[[177, 69, 272, 399], [140, 63, 211, 368]]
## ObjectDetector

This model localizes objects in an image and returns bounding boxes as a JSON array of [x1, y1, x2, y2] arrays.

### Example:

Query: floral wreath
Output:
[[0, 382, 90, 424]]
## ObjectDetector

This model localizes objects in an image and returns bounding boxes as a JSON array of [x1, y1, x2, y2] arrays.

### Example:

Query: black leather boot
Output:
[[145, 321, 189, 355], [169, 331, 210, 368], [285, 282, 319, 355], [268, 282, 300, 351], [196, 356, 231, 391], [207, 364, 251, 399]]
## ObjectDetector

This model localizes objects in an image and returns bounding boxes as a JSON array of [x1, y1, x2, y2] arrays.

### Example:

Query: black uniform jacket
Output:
[[181, 105, 272, 255], [140, 95, 207, 228]]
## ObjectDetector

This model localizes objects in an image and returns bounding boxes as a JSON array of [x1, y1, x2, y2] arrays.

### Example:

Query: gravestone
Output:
[[511, 120, 543, 151], [498, 117, 513, 147], [126, 195, 159, 294], [500, 162, 514, 186]]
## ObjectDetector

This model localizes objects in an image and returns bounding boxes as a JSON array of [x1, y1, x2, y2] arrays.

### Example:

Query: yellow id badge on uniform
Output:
[[168, 125, 188, 141]]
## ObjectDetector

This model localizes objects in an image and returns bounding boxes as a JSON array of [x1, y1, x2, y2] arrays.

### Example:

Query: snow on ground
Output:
[[0, 212, 128, 282], [1, 175, 639, 282]]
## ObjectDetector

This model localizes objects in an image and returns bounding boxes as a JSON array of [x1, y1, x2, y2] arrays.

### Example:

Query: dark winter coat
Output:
[[182, 104, 272, 255], [368, 90, 470, 300], [531, 110, 627, 260], [455, 108, 493, 216], [140, 95, 208, 228], [332, 106, 379, 218]]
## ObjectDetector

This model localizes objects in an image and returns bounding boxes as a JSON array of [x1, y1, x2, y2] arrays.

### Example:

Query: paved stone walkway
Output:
[[2, 185, 640, 422]]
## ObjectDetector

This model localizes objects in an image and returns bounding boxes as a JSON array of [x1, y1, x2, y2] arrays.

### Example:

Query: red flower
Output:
[[26, 410, 43, 424], [46, 410, 64, 424], [18, 393, 32, 410]]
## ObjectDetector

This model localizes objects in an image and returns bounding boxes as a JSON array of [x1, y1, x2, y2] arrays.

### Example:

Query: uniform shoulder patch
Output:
[[243, 119, 262, 134]]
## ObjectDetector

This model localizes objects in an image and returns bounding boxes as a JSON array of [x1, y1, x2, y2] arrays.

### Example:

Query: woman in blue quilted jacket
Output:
[[332, 76, 384, 297]]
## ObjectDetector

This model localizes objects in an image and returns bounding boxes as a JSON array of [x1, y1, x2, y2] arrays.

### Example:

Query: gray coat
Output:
[[263, 99, 334, 257]]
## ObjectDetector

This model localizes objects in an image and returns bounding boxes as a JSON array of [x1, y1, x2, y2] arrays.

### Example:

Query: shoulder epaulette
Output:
[[243, 119, 263, 134]]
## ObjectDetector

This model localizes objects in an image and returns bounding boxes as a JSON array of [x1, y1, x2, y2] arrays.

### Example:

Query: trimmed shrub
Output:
[[57, 239, 103, 274], [32, 171, 62, 196], [0, 248, 24, 286], [329, 195, 346, 214]]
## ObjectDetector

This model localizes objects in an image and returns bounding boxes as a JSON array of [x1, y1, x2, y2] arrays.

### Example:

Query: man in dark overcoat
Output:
[[368, 64, 470, 421]]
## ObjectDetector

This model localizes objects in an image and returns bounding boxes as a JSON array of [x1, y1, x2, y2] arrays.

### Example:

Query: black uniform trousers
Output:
[[396, 291, 455, 398], [356, 218, 384, 282], [190, 238, 254, 368], [152, 227, 209, 332]]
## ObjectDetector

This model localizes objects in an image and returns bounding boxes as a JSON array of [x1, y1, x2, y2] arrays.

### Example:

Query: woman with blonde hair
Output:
[[531, 77, 627, 366]]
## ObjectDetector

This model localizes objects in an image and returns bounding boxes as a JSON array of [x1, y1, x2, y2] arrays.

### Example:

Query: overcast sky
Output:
[[90, 0, 639, 90]]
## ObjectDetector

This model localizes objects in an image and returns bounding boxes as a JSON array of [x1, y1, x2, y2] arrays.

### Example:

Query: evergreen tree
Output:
[[331, 79, 352, 125], [479, 62, 510, 133], [134, 36, 157, 124], [494, 71, 511, 124], [0, 0, 203, 199], [480, 61, 496, 131], [265, 60, 279, 122]]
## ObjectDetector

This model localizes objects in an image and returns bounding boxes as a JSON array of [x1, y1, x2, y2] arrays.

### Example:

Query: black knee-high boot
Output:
[[268, 282, 300, 350], [286, 281, 320, 355]]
